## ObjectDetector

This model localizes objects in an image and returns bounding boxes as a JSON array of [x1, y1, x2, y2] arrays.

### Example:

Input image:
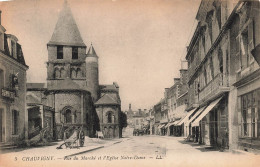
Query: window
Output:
[[206, 10, 214, 43], [241, 90, 259, 138], [72, 47, 78, 59], [71, 68, 76, 78], [65, 109, 72, 123], [0, 69, 4, 89], [239, 21, 254, 70], [11, 41, 15, 57], [76, 68, 81, 78], [108, 112, 112, 123], [54, 68, 60, 78], [60, 68, 66, 78], [241, 29, 250, 69], [57, 46, 63, 59], [12, 110, 18, 135]]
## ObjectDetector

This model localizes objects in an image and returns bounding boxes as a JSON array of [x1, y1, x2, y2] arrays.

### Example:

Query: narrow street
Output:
[[1, 134, 259, 167]]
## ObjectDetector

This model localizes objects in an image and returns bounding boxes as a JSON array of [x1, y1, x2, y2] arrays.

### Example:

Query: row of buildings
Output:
[[147, 0, 260, 154], [0, 1, 126, 146]]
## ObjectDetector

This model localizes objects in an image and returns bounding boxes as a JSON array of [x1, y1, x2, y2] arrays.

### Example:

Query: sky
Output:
[[0, 0, 200, 111]]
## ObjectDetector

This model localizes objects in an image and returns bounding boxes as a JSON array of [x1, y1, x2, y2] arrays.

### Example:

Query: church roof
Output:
[[86, 44, 98, 57], [47, 1, 86, 47], [48, 78, 88, 92], [95, 94, 120, 106]]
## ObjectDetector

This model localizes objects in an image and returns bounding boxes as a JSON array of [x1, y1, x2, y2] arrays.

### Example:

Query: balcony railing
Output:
[[198, 73, 229, 103]]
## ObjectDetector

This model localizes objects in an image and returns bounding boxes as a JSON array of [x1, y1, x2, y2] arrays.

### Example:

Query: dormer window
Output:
[[72, 47, 78, 59], [11, 40, 16, 58], [57, 46, 63, 59]]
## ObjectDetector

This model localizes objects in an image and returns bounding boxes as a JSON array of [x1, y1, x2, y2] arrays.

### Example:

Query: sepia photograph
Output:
[[0, 0, 260, 166]]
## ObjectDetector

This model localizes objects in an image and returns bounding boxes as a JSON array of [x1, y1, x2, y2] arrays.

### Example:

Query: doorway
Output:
[[209, 109, 218, 146], [0, 109, 3, 142]]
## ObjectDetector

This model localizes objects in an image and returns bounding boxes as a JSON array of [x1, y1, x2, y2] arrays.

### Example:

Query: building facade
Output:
[[184, 0, 260, 153], [230, 1, 260, 153], [0, 10, 29, 143]]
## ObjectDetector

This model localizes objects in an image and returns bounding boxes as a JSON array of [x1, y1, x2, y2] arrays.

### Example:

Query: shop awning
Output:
[[159, 124, 166, 129], [165, 123, 171, 128], [191, 97, 222, 127], [184, 106, 206, 126], [177, 108, 197, 126], [173, 119, 181, 126], [167, 122, 175, 127]]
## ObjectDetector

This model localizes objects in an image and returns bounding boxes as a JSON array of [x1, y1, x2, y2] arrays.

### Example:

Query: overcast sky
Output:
[[0, 0, 200, 111]]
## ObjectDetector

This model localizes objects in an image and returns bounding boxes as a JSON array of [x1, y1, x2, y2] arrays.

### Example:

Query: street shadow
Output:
[[178, 140, 221, 152], [196, 147, 220, 152]]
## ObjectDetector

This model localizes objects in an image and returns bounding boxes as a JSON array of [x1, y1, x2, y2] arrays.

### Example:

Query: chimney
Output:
[[138, 109, 141, 115], [181, 60, 188, 70], [129, 103, 131, 110], [174, 78, 180, 84], [0, 10, 2, 25]]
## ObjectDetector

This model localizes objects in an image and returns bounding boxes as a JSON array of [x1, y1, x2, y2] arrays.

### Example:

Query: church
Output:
[[27, 1, 123, 139]]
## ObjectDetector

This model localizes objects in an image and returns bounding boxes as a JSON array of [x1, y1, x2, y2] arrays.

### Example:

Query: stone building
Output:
[[0, 10, 29, 143], [45, 2, 98, 137], [184, 0, 260, 152], [29, 1, 123, 139]]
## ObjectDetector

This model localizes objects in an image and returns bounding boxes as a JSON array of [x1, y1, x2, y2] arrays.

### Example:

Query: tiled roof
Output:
[[26, 94, 41, 104], [27, 83, 47, 90], [47, 1, 85, 47], [95, 94, 119, 106]]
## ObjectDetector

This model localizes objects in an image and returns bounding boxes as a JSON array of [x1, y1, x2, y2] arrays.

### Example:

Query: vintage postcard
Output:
[[0, 0, 260, 166]]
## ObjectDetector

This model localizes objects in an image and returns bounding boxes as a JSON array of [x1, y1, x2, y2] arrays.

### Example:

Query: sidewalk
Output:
[[0, 137, 131, 159]]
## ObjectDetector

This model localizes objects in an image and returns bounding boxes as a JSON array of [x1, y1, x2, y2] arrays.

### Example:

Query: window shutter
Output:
[[235, 36, 241, 72], [248, 21, 254, 63]]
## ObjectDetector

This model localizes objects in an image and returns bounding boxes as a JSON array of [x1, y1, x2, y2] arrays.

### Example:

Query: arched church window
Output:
[[54, 68, 60, 78], [71, 68, 76, 79], [65, 109, 72, 123], [107, 112, 112, 123], [76, 68, 81, 78], [60, 68, 66, 78]]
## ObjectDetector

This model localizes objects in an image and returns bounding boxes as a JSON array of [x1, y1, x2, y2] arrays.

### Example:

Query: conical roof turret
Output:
[[48, 0, 86, 47], [86, 43, 98, 57]]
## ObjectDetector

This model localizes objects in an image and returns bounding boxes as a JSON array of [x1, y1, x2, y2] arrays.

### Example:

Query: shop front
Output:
[[234, 72, 260, 153], [192, 95, 229, 148]]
